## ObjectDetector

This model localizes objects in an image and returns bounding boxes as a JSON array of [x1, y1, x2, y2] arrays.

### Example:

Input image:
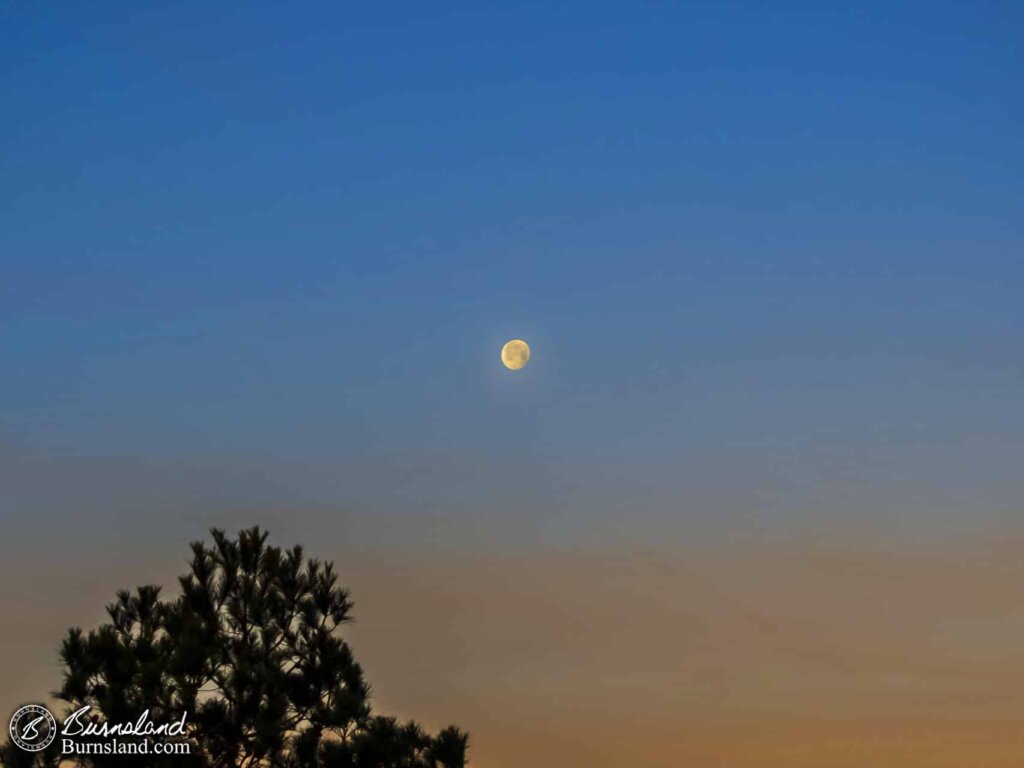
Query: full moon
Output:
[[501, 339, 531, 370]]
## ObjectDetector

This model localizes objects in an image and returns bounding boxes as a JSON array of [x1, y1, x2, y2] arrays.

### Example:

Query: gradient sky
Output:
[[2, 3, 1023, 766]]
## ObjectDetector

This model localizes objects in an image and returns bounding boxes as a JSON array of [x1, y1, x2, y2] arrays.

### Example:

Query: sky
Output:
[[1, 2, 1023, 766]]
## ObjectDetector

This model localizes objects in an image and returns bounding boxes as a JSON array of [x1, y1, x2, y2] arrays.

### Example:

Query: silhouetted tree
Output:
[[2, 528, 468, 768]]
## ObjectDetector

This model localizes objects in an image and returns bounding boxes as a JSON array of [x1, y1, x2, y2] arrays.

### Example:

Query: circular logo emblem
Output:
[[9, 705, 57, 752]]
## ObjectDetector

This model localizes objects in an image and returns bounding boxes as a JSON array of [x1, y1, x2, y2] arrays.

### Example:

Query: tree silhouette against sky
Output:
[[1, 528, 468, 768]]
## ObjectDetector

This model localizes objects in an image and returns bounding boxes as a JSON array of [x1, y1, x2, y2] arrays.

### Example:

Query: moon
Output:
[[501, 339, 531, 370]]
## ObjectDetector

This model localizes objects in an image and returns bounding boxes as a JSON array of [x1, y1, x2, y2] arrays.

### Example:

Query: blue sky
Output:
[[2, 2, 1022, 550]]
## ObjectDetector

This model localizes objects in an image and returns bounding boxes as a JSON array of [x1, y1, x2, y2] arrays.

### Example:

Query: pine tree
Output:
[[2, 528, 468, 768]]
